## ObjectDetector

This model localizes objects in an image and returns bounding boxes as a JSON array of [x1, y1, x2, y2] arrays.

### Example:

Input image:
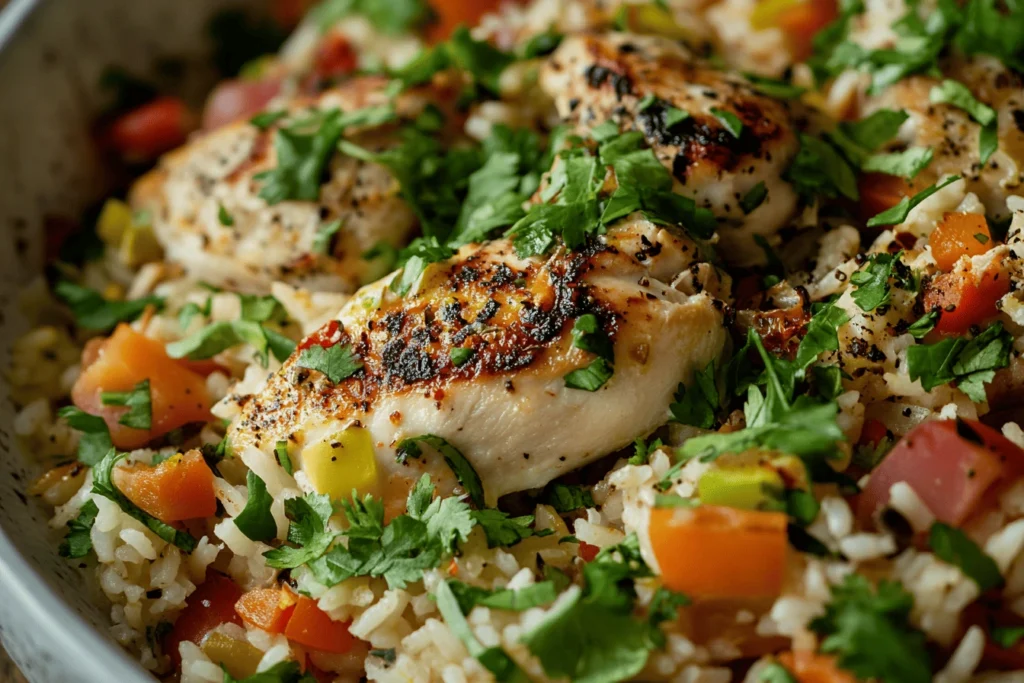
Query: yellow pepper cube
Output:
[[201, 631, 263, 680], [302, 426, 379, 500], [96, 198, 133, 246], [697, 466, 785, 511]]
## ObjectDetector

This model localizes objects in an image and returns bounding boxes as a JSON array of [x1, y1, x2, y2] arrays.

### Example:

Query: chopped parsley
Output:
[[543, 484, 595, 512], [448, 579, 558, 613], [312, 219, 343, 255], [57, 406, 113, 466], [389, 237, 454, 296], [744, 73, 807, 99], [867, 175, 961, 227], [100, 379, 152, 431], [906, 310, 940, 339], [234, 470, 278, 543], [564, 358, 614, 392], [54, 281, 164, 332], [178, 297, 212, 330], [396, 435, 486, 507], [239, 293, 285, 324], [450, 347, 475, 367], [710, 107, 743, 138], [809, 574, 931, 683], [274, 440, 294, 475], [91, 449, 197, 552], [785, 134, 859, 202], [470, 508, 542, 548], [850, 252, 900, 312], [166, 320, 294, 368], [906, 321, 1013, 402], [670, 360, 719, 429], [263, 492, 336, 569], [929, 521, 1003, 590], [740, 182, 768, 214], [311, 0, 433, 35], [930, 79, 999, 163], [217, 204, 234, 226], [629, 436, 663, 466], [295, 343, 363, 383], [59, 499, 99, 559], [249, 110, 287, 130]]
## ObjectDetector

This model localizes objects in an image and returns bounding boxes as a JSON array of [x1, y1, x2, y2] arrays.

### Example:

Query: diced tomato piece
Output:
[[164, 573, 244, 668], [858, 173, 915, 222], [235, 588, 297, 634], [777, 651, 856, 683], [923, 261, 1009, 336], [109, 96, 193, 160], [314, 32, 358, 81], [859, 418, 889, 447], [202, 78, 283, 131], [774, 0, 839, 61], [649, 505, 788, 598], [284, 595, 356, 654], [71, 324, 213, 449], [114, 450, 216, 522], [297, 320, 343, 352], [271, 0, 315, 28], [578, 541, 600, 562], [931, 212, 993, 272], [859, 419, 1024, 526], [426, 0, 509, 43]]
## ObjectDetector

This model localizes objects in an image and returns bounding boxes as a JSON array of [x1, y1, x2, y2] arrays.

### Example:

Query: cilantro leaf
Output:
[[839, 108, 909, 150], [166, 320, 293, 367], [100, 379, 152, 430], [396, 435, 486, 507], [312, 0, 433, 35], [809, 574, 931, 683], [710, 108, 743, 137], [54, 281, 164, 332], [312, 220, 342, 255], [786, 134, 859, 202], [59, 499, 99, 559], [543, 484, 595, 512], [234, 470, 277, 543], [238, 294, 285, 323], [470, 509, 537, 548], [274, 440, 293, 475], [629, 436, 663, 466], [217, 204, 234, 226], [569, 313, 614, 362], [992, 626, 1024, 649], [759, 662, 798, 683], [449, 580, 558, 613], [670, 360, 719, 429], [222, 660, 316, 683], [861, 146, 934, 179], [389, 237, 454, 296], [906, 310, 939, 339], [255, 109, 347, 204], [740, 181, 768, 214], [850, 252, 899, 312], [930, 79, 997, 126], [795, 304, 849, 370], [744, 73, 806, 99], [263, 493, 336, 569], [929, 521, 1003, 591], [178, 297, 211, 330], [57, 406, 113, 466], [450, 347, 475, 366], [564, 358, 614, 392], [406, 475, 474, 553], [435, 580, 531, 683], [249, 110, 286, 130], [295, 343, 362, 383], [867, 175, 961, 227], [906, 321, 1012, 401], [91, 449, 197, 552]]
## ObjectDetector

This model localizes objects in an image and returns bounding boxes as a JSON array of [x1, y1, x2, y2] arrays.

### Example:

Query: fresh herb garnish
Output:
[[263, 492, 336, 569], [906, 321, 1012, 402], [59, 499, 99, 559], [312, 219, 342, 255], [234, 470, 278, 543], [450, 347, 475, 367], [867, 176, 961, 227], [850, 252, 899, 312], [166, 320, 294, 367], [295, 343, 363, 383], [217, 204, 234, 226], [928, 521, 1003, 591], [710, 108, 743, 137], [740, 181, 768, 214], [54, 281, 164, 332], [396, 435, 485, 507], [543, 484, 595, 512], [448, 579, 559, 613], [274, 440, 293, 475], [57, 406, 114, 466], [100, 379, 152, 431], [670, 361, 719, 429]]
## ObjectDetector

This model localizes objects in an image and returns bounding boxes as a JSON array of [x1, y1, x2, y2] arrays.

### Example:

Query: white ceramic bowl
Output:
[[0, 1, 264, 679]]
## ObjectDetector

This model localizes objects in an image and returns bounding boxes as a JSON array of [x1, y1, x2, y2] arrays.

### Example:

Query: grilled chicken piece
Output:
[[130, 78, 450, 294], [229, 216, 728, 501], [867, 56, 1024, 222], [540, 33, 801, 266]]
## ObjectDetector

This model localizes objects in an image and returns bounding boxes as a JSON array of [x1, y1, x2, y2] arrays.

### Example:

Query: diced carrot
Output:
[[426, 0, 509, 43], [71, 324, 213, 449], [284, 595, 356, 654], [777, 651, 856, 683], [164, 573, 244, 669], [113, 450, 217, 522], [924, 261, 1009, 336], [930, 212, 993, 272], [579, 541, 600, 562], [109, 96, 193, 161], [774, 0, 838, 61], [649, 505, 788, 598], [859, 418, 888, 447], [235, 588, 297, 634], [314, 32, 358, 81], [858, 173, 915, 222]]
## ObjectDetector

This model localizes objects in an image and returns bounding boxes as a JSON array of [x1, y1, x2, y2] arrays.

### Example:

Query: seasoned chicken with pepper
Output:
[[867, 56, 1024, 223], [131, 78, 454, 294], [229, 216, 728, 501], [540, 33, 801, 266]]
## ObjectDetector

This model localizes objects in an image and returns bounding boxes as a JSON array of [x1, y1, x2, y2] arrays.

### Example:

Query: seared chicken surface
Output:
[[541, 33, 801, 266], [230, 216, 728, 501], [131, 78, 451, 294]]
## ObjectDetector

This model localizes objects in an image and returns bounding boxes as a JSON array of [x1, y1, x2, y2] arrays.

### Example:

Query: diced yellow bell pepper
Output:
[[619, 4, 695, 41], [750, 0, 802, 30], [239, 55, 276, 81], [118, 222, 163, 266], [302, 426, 379, 500], [97, 199, 133, 246], [698, 465, 785, 510], [201, 631, 263, 680]]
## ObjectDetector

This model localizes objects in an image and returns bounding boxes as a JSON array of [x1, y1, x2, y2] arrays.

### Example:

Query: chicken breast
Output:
[[867, 56, 1024, 222], [131, 78, 448, 294], [540, 33, 801, 266], [229, 215, 729, 502]]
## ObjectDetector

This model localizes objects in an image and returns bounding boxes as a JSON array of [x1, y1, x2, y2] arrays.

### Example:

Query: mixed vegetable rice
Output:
[[10, 0, 1024, 681]]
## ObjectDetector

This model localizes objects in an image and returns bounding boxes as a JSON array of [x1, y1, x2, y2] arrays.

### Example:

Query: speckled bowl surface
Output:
[[0, 1, 262, 680]]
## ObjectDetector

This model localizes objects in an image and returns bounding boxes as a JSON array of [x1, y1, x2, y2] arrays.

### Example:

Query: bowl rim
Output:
[[0, 1, 151, 680]]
